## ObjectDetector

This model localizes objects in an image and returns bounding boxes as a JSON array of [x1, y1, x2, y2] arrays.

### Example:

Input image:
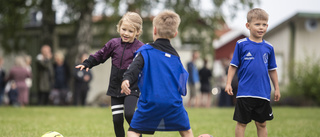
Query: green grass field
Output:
[[0, 106, 319, 137]]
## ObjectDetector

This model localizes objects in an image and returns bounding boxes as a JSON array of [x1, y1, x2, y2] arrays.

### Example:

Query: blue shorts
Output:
[[233, 98, 273, 124]]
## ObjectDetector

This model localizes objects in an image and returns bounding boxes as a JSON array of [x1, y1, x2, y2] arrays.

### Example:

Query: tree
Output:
[[60, 0, 95, 70], [1, 0, 258, 57], [39, 0, 56, 46], [0, 0, 35, 53], [96, 0, 259, 58]]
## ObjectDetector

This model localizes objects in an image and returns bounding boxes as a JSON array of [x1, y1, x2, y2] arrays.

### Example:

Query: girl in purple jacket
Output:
[[75, 12, 144, 137]]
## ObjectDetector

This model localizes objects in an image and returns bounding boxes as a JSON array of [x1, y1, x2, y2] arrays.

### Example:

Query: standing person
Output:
[[186, 50, 201, 107], [73, 53, 92, 106], [219, 58, 232, 107], [0, 56, 6, 106], [75, 12, 144, 137], [24, 55, 33, 90], [199, 59, 213, 108], [121, 10, 193, 137], [224, 8, 280, 137], [6, 81, 18, 106], [51, 51, 70, 105], [7, 56, 32, 107], [36, 45, 54, 105], [225, 54, 238, 106]]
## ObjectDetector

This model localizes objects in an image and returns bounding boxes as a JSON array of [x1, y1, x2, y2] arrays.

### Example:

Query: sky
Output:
[[220, 0, 320, 31]]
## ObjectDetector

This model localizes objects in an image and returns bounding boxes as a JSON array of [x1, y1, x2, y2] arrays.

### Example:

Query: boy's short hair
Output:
[[247, 8, 269, 22], [153, 10, 181, 39], [117, 12, 143, 39]]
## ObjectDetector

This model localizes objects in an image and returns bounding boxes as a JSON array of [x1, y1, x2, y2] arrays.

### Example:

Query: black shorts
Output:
[[128, 127, 155, 135], [233, 98, 273, 124]]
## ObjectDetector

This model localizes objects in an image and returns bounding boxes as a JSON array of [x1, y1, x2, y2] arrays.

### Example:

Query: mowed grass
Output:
[[0, 106, 319, 137]]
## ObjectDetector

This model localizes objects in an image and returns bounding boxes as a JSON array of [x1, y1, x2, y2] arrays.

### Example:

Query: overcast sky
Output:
[[221, 0, 320, 31]]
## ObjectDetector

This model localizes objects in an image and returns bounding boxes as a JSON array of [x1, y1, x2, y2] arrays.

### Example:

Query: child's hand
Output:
[[225, 84, 233, 96], [75, 64, 89, 72], [274, 89, 281, 101], [121, 80, 131, 95]]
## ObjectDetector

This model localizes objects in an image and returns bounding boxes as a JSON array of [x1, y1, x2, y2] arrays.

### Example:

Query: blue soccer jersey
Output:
[[130, 44, 191, 131], [230, 38, 277, 101]]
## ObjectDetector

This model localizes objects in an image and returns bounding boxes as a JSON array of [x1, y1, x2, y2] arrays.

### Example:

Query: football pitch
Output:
[[0, 106, 319, 137]]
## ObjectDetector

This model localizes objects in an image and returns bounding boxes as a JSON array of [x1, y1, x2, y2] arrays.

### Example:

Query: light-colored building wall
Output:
[[295, 18, 320, 62], [264, 25, 291, 85], [264, 16, 320, 86]]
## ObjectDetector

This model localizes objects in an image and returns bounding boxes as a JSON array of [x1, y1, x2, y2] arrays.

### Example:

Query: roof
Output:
[[213, 29, 249, 49], [266, 12, 320, 34]]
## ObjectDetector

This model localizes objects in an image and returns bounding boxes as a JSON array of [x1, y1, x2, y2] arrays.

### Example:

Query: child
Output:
[[121, 10, 194, 137], [224, 8, 280, 137], [0, 56, 6, 106], [75, 12, 144, 137]]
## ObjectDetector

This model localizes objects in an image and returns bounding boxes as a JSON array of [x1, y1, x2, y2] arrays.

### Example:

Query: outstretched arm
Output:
[[269, 70, 280, 101], [225, 65, 237, 96], [121, 53, 144, 95], [75, 55, 99, 72], [75, 65, 89, 72]]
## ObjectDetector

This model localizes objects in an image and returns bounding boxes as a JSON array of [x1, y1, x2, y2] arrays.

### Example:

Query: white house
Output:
[[264, 12, 320, 85]]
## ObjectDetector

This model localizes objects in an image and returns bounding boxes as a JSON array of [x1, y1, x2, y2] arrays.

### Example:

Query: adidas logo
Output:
[[244, 52, 254, 60]]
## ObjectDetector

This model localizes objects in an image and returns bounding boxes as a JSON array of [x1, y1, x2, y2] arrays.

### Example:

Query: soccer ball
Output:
[[41, 131, 63, 137], [198, 134, 213, 137]]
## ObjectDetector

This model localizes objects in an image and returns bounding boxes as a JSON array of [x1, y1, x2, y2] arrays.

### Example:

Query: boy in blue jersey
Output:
[[225, 8, 280, 137], [121, 10, 194, 137]]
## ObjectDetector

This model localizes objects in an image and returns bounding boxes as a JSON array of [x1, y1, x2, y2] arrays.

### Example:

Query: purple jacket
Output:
[[90, 37, 144, 97]]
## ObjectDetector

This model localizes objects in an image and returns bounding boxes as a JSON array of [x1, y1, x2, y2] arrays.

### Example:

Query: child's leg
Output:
[[255, 121, 267, 137], [127, 131, 141, 137], [111, 97, 125, 137], [179, 129, 194, 137], [124, 95, 138, 124], [235, 122, 247, 137]]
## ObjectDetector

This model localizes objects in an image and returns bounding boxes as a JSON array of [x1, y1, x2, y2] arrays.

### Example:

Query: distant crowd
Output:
[[0, 45, 92, 107]]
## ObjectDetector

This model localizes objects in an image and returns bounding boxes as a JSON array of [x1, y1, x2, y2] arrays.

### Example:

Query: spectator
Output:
[[36, 45, 54, 105], [24, 55, 32, 89], [51, 51, 70, 105], [73, 53, 92, 106], [6, 56, 32, 107], [199, 59, 213, 108], [218, 58, 232, 107], [186, 50, 201, 107], [0, 56, 6, 105], [226, 54, 238, 105]]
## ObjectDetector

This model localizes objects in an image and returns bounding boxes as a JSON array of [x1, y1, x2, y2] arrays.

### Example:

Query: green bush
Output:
[[287, 58, 320, 105]]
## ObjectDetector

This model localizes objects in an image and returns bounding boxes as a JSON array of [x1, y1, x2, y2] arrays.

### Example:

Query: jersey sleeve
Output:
[[230, 42, 240, 67], [268, 47, 277, 70], [123, 52, 144, 84], [91, 40, 115, 63]]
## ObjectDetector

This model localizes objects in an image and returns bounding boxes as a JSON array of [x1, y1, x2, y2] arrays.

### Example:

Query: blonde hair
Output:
[[117, 12, 143, 39], [24, 55, 32, 65], [54, 51, 65, 61], [153, 10, 181, 39], [247, 8, 269, 23], [15, 56, 26, 67]]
